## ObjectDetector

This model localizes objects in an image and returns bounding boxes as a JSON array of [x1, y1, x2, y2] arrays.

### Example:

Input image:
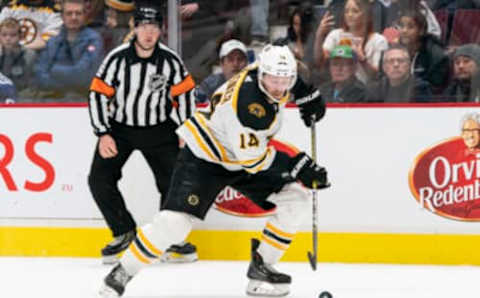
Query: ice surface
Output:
[[1, 257, 478, 298]]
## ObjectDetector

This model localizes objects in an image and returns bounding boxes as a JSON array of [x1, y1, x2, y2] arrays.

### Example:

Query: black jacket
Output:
[[441, 77, 480, 102], [411, 35, 450, 90], [367, 75, 433, 103]]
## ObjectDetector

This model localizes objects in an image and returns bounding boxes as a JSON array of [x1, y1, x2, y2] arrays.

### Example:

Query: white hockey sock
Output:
[[258, 221, 295, 264], [121, 210, 193, 275], [257, 183, 311, 264]]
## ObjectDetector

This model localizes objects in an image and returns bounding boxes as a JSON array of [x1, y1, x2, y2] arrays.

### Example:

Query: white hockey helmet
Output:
[[257, 44, 297, 102]]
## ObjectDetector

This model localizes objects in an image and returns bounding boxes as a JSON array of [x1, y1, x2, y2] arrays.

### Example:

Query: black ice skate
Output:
[[101, 230, 136, 265], [246, 238, 291, 297], [99, 264, 132, 298], [160, 241, 198, 263]]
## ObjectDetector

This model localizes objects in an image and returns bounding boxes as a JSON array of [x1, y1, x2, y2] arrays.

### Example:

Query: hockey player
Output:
[[98, 44, 328, 298]]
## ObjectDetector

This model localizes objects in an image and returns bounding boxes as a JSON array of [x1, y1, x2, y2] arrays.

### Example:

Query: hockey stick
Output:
[[307, 116, 318, 271]]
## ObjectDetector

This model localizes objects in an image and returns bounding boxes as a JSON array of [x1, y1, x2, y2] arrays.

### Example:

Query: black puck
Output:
[[319, 291, 332, 298]]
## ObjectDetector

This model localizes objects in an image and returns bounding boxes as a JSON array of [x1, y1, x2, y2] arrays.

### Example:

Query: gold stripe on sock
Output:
[[137, 229, 162, 257], [261, 234, 288, 251], [129, 242, 151, 264], [265, 222, 295, 240]]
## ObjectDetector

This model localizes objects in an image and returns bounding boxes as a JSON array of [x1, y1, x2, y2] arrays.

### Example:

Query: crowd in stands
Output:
[[0, 0, 479, 104]]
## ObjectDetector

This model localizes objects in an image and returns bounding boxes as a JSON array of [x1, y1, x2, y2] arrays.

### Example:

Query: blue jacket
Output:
[[34, 26, 103, 94], [195, 73, 226, 103]]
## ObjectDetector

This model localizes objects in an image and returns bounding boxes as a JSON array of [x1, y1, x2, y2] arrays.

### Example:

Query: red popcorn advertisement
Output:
[[409, 113, 480, 221]]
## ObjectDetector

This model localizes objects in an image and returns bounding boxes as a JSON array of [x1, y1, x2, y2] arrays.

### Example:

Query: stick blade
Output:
[[307, 251, 317, 271]]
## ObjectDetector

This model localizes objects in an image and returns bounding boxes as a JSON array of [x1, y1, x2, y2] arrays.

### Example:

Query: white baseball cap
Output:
[[219, 39, 247, 59]]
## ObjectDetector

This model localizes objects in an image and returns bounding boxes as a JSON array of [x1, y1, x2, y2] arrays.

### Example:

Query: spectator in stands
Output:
[[180, 0, 224, 56], [278, 4, 315, 62], [0, 71, 16, 103], [102, 0, 135, 54], [442, 44, 480, 102], [34, 0, 103, 101], [85, 0, 104, 28], [397, 9, 449, 92], [367, 45, 432, 102], [194, 39, 248, 103], [317, 45, 366, 103], [181, 1, 251, 82], [324, 0, 387, 33], [314, 0, 388, 84], [0, 0, 62, 50], [181, 1, 230, 80], [382, 0, 441, 43], [275, 3, 316, 82], [0, 17, 36, 100]]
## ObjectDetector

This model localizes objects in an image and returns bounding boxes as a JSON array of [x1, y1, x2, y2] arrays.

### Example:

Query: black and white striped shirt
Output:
[[88, 40, 196, 136]]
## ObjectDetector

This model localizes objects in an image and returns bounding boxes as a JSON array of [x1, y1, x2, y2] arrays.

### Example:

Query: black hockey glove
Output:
[[296, 89, 326, 127], [289, 152, 329, 189]]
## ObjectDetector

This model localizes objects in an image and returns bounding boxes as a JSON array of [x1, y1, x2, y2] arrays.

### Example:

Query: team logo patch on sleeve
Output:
[[248, 103, 266, 118]]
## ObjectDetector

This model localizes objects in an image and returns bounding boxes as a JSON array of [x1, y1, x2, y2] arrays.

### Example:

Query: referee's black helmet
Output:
[[134, 3, 163, 26]]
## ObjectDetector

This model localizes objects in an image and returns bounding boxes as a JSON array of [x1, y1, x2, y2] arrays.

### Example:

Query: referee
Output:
[[88, 2, 197, 264]]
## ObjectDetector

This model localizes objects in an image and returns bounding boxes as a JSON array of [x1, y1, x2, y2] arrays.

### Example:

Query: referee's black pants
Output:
[[88, 120, 180, 237]]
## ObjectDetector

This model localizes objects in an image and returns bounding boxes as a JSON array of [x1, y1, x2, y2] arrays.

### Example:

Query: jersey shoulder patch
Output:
[[237, 82, 276, 131]]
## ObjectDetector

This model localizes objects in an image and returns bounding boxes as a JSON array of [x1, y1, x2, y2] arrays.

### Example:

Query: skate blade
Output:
[[160, 252, 198, 263], [102, 255, 120, 265], [98, 283, 120, 298], [246, 279, 290, 297]]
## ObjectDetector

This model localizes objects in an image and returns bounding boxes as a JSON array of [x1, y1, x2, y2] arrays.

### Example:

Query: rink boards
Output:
[[1, 103, 480, 264]]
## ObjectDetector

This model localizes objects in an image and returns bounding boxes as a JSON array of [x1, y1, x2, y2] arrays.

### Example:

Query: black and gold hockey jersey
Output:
[[177, 64, 291, 174]]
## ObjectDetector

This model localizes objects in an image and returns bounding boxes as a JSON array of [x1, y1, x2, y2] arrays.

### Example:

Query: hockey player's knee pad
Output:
[[269, 183, 311, 229], [150, 210, 194, 246]]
